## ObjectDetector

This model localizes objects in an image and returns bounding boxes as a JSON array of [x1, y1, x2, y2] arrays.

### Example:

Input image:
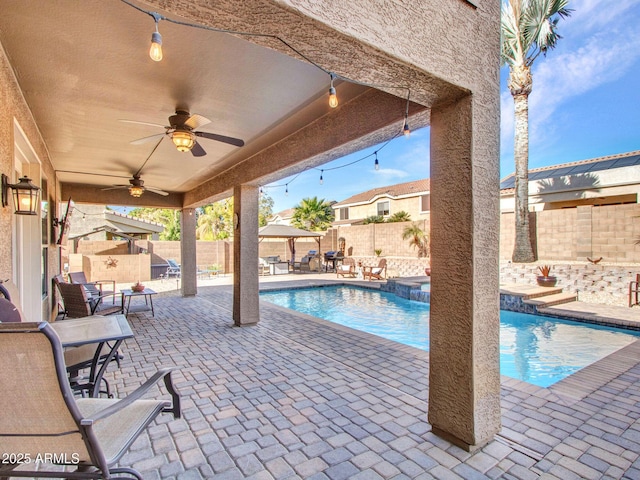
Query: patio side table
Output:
[[121, 288, 157, 316]]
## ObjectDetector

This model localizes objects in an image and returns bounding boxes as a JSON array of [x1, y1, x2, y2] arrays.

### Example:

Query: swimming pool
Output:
[[261, 285, 640, 387]]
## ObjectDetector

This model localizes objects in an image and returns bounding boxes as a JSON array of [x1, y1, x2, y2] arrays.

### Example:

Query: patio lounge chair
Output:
[[363, 258, 387, 281], [68, 271, 116, 303], [0, 321, 180, 480], [58, 282, 123, 318], [166, 259, 181, 278], [336, 257, 356, 278]]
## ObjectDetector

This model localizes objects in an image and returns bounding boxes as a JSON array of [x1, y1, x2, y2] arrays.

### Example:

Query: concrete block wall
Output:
[[501, 203, 640, 262], [68, 253, 152, 283], [76, 240, 129, 256]]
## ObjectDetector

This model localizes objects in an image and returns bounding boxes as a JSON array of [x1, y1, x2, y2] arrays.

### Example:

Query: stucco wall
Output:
[[344, 196, 430, 221], [0, 41, 60, 319]]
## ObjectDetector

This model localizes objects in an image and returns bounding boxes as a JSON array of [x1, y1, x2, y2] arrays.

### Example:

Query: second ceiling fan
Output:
[[123, 110, 245, 157]]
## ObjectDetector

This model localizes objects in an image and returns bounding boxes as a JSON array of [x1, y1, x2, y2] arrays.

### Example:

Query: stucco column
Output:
[[428, 95, 501, 451], [233, 185, 259, 326], [180, 208, 197, 297]]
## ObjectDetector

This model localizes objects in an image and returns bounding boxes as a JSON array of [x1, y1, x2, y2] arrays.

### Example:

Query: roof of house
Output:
[[332, 179, 430, 207], [500, 150, 640, 191]]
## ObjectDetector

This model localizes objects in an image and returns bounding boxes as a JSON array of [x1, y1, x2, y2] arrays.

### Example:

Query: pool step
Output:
[[522, 292, 578, 308]]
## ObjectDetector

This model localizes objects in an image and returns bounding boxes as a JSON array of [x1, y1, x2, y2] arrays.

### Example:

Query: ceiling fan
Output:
[[122, 110, 245, 157], [102, 174, 168, 198]]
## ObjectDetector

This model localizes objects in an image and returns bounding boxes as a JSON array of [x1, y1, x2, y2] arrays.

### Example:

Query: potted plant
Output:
[[536, 265, 557, 287]]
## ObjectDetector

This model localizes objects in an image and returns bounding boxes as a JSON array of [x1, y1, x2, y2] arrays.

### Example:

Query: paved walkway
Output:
[[68, 277, 640, 478]]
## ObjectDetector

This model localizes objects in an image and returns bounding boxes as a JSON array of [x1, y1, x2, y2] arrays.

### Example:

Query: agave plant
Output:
[[537, 265, 552, 277]]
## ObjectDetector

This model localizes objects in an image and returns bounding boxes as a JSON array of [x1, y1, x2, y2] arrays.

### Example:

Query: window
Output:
[[377, 201, 390, 216], [421, 194, 431, 212], [339, 207, 349, 220]]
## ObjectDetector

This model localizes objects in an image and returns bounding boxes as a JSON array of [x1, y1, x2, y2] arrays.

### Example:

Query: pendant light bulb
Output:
[[328, 73, 338, 108], [319, 171, 324, 185], [285, 185, 289, 196], [403, 119, 411, 138], [149, 21, 163, 62], [374, 153, 380, 171]]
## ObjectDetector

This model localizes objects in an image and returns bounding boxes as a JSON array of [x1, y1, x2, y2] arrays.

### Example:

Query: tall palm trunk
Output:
[[510, 64, 536, 262]]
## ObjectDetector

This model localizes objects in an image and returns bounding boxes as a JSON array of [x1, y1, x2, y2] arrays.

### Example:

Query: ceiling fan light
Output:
[[129, 185, 145, 197], [172, 130, 196, 152]]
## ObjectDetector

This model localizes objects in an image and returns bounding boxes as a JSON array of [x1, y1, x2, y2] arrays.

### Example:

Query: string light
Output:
[[328, 73, 338, 108], [374, 151, 379, 171], [403, 91, 411, 137], [149, 14, 163, 62], [319, 170, 324, 185], [285, 184, 289, 196]]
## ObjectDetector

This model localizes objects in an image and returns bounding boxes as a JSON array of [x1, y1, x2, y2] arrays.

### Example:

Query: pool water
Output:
[[261, 286, 640, 387]]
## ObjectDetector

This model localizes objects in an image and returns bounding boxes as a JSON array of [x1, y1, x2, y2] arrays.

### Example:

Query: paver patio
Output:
[[38, 278, 640, 478]]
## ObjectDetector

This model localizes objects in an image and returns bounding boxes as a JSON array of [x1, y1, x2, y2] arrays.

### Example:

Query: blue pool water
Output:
[[261, 286, 640, 387]]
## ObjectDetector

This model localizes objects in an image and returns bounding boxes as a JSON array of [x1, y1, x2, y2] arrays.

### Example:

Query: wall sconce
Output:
[[1, 174, 41, 215]]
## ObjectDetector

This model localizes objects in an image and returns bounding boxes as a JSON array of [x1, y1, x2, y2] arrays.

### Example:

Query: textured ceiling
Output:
[[0, 0, 370, 202]]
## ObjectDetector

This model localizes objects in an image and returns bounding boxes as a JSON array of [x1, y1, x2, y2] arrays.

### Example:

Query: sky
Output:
[[265, 0, 640, 214]]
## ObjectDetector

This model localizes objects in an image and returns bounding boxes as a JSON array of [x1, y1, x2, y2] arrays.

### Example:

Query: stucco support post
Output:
[[233, 185, 259, 326], [180, 208, 197, 297], [428, 95, 501, 451]]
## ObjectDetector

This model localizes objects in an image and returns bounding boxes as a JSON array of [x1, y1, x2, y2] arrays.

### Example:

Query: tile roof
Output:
[[333, 178, 430, 207]]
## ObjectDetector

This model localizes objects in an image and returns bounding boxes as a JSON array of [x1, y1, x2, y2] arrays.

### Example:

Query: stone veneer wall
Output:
[[500, 262, 639, 306]]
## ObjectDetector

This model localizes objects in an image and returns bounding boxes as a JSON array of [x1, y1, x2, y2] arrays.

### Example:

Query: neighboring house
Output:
[[500, 150, 640, 212], [67, 205, 165, 241], [268, 208, 295, 226], [331, 179, 430, 225]]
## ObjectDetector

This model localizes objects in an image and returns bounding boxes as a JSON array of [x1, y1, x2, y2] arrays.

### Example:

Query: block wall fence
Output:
[[67, 203, 640, 289]]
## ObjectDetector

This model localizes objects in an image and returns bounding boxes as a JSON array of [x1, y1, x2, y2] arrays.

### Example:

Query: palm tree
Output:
[[291, 197, 334, 231], [387, 211, 411, 223], [196, 201, 232, 240], [501, 0, 571, 262], [402, 223, 429, 258]]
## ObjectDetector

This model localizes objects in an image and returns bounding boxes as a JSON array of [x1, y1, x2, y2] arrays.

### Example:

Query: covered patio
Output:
[[1, 0, 500, 453], [24, 282, 636, 479]]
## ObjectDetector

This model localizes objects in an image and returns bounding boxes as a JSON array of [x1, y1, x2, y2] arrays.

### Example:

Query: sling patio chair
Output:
[[57, 282, 123, 319], [68, 272, 116, 304], [363, 258, 387, 281], [336, 257, 357, 278], [0, 321, 180, 480]]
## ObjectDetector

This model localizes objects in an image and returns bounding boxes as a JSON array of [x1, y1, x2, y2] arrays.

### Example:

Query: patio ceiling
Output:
[[0, 0, 428, 208]]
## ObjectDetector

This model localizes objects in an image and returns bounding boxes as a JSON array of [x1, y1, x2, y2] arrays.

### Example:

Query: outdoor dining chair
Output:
[[0, 321, 180, 480], [336, 257, 356, 278]]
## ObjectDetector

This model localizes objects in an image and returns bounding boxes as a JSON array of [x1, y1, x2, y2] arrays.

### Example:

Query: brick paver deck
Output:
[[73, 279, 640, 478]]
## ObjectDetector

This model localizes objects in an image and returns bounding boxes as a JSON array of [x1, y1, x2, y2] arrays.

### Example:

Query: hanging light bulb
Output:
[[149, 17, 163, 62], [374, 152, 380, 171], [285, 184, 289, 196], [403, 118, 411, 138], [328, 73, 338, 108], [319, 170, 324, 185]]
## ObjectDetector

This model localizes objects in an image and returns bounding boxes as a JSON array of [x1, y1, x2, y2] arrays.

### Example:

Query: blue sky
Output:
[[265, 0, 640, 214]]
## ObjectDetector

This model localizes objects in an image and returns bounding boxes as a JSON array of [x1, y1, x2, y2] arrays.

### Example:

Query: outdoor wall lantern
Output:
[[1, 173, 41, 215]]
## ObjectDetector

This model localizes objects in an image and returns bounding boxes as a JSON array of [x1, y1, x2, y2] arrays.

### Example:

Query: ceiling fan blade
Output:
[[101, 185, 128, 191], [195, 131, 245, 147], [145, 186, 170, 196], [119, 119, 167, 129], [131, 133, 165, 145], [191, 141, 207, 157], [184, 113, 211, 130]]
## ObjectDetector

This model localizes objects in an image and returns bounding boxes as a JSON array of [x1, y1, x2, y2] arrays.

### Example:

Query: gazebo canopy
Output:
[[258, 224, 322, 239]]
